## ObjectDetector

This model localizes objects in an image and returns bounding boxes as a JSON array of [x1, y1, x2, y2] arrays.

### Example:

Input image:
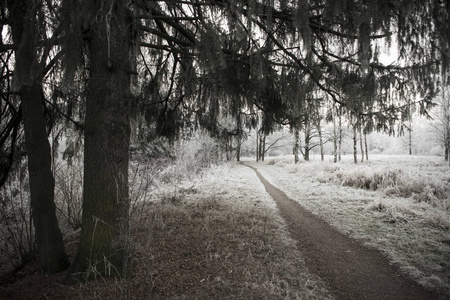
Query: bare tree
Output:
[[429, 85, 450, 163]]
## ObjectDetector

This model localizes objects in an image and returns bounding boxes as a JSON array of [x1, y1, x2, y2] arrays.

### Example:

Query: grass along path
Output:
[[1, 162, 334, 299], [245, 155, 450, 299], [2, 157, 447, 299], [245, 162, 436, 300]]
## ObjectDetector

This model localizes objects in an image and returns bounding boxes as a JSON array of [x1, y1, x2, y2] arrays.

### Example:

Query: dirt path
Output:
[[244, 163, 437, 300]]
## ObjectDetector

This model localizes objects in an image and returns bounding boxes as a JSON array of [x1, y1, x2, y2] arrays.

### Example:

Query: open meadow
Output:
[[250, 154, 450, 297], [1, 154, 449, 299]]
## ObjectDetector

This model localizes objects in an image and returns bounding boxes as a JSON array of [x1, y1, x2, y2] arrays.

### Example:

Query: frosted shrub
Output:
[[412, 185, 448, 210], [0, 163, 35, 276], [54, 161, 83, 231], [369, 200, 387, 212], [129, 158, 170, 217], [422, 211, 450, 229], [266, 159, 277, 165], [157, 134, 222, 186], [326, 166, 449, 207], [275, 157, 294, 167]]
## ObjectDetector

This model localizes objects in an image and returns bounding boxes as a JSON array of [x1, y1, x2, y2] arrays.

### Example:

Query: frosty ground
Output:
[[1, 154, 449, 299], [247, 154, 450, 298]]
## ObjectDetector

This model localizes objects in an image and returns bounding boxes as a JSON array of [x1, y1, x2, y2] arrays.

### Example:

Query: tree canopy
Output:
[[0, 0, 449, 279]]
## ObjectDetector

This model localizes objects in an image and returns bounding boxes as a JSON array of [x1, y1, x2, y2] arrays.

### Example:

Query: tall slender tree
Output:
[[7, 0, 69, 274]]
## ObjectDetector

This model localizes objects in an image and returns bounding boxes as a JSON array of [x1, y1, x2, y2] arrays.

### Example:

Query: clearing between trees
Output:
[[1, 156, 449, 299], [245, 162, 437, 300]]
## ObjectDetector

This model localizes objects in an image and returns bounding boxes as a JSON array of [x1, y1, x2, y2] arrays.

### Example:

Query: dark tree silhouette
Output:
[[6, 0, 69, 274]]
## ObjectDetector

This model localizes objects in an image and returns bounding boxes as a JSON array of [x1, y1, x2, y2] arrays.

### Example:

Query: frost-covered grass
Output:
[[4, 152, 448, 298], [1, 158, 336, 299], [130, 163, 334, 299], [248, 154, 450, 297]]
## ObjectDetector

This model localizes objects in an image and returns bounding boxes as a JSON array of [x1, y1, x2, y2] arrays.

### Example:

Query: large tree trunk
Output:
[[22, 84, 70, 274], [67, 0, 132, 280], [9, 0, 69, 274]]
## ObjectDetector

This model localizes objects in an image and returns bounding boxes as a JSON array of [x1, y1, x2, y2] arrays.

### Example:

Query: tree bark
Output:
[[229, 136, 233, 161], [317, 119, 324, 161], [353, 120, 358, 164], [9, 0, 69, 274], [304, 118, 311, 161], [225, 136, 230, 161], [338, 113, 342, 161], [260, 134, 266, 161], [408, 124, 413, 155], [359, 119, 364, 162], [443, 87, 450, 163], [364, 130, 369, 161], [256, 131, 259, 162], [333, 105, 338, 163], [67, 0, 132, 280], [294, 127, 300, 164], [236, 135, 241, 162], [445, 129, 449, 162]]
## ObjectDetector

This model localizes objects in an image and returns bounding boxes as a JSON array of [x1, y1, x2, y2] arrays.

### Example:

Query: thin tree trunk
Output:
[[236, 135, 241, 162], [9, 0, 69, 274], [68, 0, 132, 280], [317, 119, 324, 161], [364, 130, 369, 161], [444, 102, 449, 163], [256, 131, 259, 162], [444, 89, 450, 163], [359, 119, 364, 162], [229, 136, 233, 161], [333, 107, 338, 163], [353, 121, 358, 164], [294, 127, 300, 164], [445, 125, 449, 163], [260, 134, 266, 161], [304, 118, 310, 161], [236, 116, 242, 162], [225, 136, 230, 161], [444, 87, 450, 163], [338, 113, 342, 161], [446, 133, 449, 162], [408, 124, 413, 155]]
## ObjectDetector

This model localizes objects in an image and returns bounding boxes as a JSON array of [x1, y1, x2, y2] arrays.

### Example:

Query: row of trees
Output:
[[1, 0, 449, 280]]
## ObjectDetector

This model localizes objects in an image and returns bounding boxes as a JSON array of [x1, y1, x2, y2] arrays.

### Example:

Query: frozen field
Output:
[[244, 154, 450, 296]]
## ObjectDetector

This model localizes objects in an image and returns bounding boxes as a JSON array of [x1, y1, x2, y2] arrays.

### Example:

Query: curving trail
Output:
[[244, 163, 437, 300]]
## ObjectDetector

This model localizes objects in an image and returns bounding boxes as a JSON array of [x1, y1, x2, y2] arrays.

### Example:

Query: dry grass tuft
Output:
[[129, 198, 332, 299]]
